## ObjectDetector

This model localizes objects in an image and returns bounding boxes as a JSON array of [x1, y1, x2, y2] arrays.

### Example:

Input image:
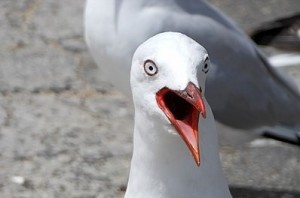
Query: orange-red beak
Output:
[[156, 82, 206, 166]]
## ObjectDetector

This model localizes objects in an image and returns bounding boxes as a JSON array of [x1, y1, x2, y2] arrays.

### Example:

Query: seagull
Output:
[[84, 0, 300, 144], [251, 13, 300, 52], [251, 13, 300, 68], [126, 32, 231, 198]]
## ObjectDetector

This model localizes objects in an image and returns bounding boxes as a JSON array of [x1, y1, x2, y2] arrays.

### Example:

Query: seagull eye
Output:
[[202, 57, 209, 74], [144, 60, 158, 76]]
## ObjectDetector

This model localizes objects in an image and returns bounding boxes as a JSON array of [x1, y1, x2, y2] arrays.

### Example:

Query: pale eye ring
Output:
[[144, 60, 158, 76], [202, 57, 209, 74]]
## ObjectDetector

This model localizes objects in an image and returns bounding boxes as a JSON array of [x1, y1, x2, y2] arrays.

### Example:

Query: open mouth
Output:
[[156, 82, 206, 166], [164, 91, 196, 121]]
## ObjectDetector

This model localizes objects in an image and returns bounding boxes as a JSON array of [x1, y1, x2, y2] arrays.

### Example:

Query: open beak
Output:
[[156, 82, 206, 166]]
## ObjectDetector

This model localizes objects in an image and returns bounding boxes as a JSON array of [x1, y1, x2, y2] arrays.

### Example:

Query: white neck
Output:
[[125, 101, 231, 198]]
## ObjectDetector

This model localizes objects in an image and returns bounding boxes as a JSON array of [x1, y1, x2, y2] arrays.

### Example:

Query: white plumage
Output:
[[126, 32, 231, 198], [85, 0, 300, 142]]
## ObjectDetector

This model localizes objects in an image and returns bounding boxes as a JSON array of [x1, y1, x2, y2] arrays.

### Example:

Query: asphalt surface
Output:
[[0, 0, 299, 197]]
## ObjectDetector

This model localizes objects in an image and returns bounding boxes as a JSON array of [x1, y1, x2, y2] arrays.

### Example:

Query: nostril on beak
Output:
[[186, 91, 193, 99], [182, 89, 193, 100]]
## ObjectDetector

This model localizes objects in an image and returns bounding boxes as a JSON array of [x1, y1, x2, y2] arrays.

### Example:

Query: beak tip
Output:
[[201, 108, 207, 118], [195, 157, 201, 167], [193, 149, 201, 167]]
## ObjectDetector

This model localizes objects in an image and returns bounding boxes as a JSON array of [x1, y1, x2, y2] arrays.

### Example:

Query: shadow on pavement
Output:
[[230, 186, 300, 198]]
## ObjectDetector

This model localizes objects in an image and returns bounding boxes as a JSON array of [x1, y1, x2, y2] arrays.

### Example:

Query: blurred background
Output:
[[0, 0, 299, 197]]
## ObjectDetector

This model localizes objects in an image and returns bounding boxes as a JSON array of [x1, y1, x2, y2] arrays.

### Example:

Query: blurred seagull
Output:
[[251, 13, 300, 52], [126, 32, 231, 198], [85, 0, 300, 144], [251, 13, 300, 68]]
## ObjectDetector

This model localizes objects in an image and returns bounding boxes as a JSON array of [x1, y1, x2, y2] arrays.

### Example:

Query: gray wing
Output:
[[156, 1, 300, 129]]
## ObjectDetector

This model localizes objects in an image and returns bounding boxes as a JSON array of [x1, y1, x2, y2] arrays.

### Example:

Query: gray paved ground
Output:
[[0, 0, 299, 197]]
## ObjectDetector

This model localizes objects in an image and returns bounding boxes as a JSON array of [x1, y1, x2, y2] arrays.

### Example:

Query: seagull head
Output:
[[130, 32, 210, 166]]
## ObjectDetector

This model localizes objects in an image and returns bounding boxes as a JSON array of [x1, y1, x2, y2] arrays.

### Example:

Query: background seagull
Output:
[[251, 13, 300, 68], [127, 32, 231, 198], [84, 0, 300, 144], [251, 13, 300, 52]]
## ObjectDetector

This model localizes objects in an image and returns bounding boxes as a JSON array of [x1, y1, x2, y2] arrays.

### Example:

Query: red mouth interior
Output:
[[163, 91, 197, 122], [156, 88, 200, 162]]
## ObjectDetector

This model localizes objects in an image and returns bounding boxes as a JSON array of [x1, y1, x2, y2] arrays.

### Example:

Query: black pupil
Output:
[[149, 66, 153, 71], [204, 64, 208, 69]]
